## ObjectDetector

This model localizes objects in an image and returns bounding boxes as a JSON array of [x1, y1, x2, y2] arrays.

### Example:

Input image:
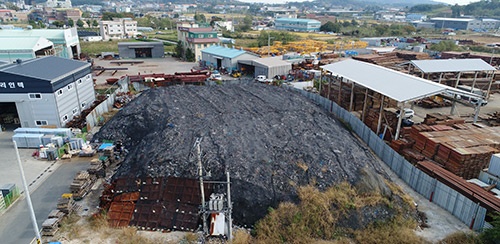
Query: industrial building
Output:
[[201, 45, 258, 72], [0, 27, 81, 59], [239, 56, 292, 79], [429, 17, 483, 31], [0, 36, 55, 62], [118, 42, 164, 59], [274, 18, 321, 32], [0, 56, 95, 128]]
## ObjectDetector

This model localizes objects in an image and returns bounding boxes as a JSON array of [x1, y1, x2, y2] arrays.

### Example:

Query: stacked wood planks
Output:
[[70, 171, 95, 200], [410, 126, 500, 179]]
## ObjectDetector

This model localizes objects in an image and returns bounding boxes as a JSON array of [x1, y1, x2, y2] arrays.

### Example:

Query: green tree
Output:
[[257, 31, 299, 47], [480, 212, 500, 244], [173, 13, 180, 18], [67, 19, 74, 27], [238, 15, 253, 32], [92, 20, 99, 28], [185, 48, 195, 62], [451, 4, 462, 18], [53, 20, 64, 28], [76, 19, 84, 28], [194, 13, 206, 23], [175, 41, 185, 59], [429, 40, 462, 52], [320, 21, 341, 33], [6, 2, 20, 11], [374, 25, 389, 36], [86, 19, 91, 28]]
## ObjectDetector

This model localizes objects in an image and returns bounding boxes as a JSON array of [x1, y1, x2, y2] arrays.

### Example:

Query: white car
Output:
[[396, 108, 415, 119], [255, 75, 273, 83], [210, 74, 222, 81]]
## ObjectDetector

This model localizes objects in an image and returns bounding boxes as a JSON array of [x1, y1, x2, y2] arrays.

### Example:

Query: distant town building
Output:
[[0, 9, 29, 22], [412, 21, 435, 29], [406, 13, 427, 22], [45, 0, 72, 8], [99, 18, 138, 40], [305, 14, 336, 25], [201, 45, 258, 72], [214, 21, 234, 32], [177, 22, 219, 62], [274, 18, 321, 32]]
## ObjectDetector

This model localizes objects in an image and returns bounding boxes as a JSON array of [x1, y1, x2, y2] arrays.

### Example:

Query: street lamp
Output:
[[267, 32, 275, 57]]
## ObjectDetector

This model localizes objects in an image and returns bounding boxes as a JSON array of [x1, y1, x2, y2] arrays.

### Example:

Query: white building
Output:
[[45, 0, 72, 8], [99, 18, 137, 40]]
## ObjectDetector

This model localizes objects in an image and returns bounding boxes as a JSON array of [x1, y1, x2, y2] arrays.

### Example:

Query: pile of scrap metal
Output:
[[127, 70, 211, 87], [113, 92, 135, 109]]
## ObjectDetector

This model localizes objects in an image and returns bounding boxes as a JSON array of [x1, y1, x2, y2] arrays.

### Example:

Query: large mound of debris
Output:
[[94, 84, 395, 226]]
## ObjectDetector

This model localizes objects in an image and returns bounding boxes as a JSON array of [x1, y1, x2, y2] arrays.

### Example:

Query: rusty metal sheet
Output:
[[113, 177, 140, 193], [140, 177, 164, 201], [108, 202, 135, 227], [113, 192, 140, 202]]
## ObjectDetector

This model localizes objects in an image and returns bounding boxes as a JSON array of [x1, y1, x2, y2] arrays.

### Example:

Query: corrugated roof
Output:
[[252, 56, 292, 68], [0, 36, 53, 51], [276, 18, 321, 23], [411, 59, 496, 73], [0, 29, 66, 39], [320, 59, 479, 103], [0, 56, 90, 81], [430, 17, 475, 22], [201, 45, 247, 59]]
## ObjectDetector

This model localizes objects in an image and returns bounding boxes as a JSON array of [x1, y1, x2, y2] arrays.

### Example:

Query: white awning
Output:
[[320, 59, 480, 103], [411, 59, 496, 73]]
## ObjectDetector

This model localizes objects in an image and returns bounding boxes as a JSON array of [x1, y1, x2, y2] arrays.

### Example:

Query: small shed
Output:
[[238, 56, 292, 78], [118, 42, 164, 59]]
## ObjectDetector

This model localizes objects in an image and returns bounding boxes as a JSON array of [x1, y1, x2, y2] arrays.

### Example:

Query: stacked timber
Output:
[[88, 158, 104, 178], [70, 171, 94, 200], [57, 196, 75, 214], [480, 111, 500, 127], [410, 126, 500, 179], [41, 218, 59, 238], [423, 113, 467, 126]]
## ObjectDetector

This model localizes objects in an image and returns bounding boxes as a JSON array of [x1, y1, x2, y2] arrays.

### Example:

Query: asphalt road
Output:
[[0, 159, 90, 244]]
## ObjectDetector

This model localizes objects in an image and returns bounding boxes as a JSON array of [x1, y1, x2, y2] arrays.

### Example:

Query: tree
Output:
[[194, 13, 206, 23], [67, 19, 74, 27], [480, 212, 500, 244], [175, 41, 185, 59], [451, 4, 462, 18], [86, 19, 91, 28], [238, 15, 253, 32], [320, 21, 341, 33], [92, 20, 99, 28], [76, 19, 84, 28], [53, 20, 64, 28], [185, 48, 195, 62], [173, 13, 180, 18], [429, 40, 462, 52]]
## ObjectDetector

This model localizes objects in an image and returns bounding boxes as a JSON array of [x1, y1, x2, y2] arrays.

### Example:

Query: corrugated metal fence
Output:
[[289, 86, 487, 231], [86, 77, 130, 131]]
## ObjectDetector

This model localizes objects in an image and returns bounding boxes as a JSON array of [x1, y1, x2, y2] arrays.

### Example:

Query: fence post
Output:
[[429, 178, 437, 202]]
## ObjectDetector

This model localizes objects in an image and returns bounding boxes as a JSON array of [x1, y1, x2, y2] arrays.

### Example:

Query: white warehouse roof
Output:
[[411, 59, 496, 73], [321, 59, 480, 103]]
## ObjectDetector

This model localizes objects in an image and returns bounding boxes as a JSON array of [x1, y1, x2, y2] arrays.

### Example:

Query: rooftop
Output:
[[201, 45, 247, 58], [0, 56, 90, 82], [411, 59, 496, 73], [430, 17, 475, 22], [0, 36, 53, 51], [275, 18, 321, 23]]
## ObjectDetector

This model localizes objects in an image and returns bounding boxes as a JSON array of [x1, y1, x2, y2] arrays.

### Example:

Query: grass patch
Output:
[[59, 213, 83, 239], [254, 182, 419, 243], [437, 231, 482, 244]]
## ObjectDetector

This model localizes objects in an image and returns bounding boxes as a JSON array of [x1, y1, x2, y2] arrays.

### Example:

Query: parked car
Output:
[[255, 75, 273, 83], [210, 74, 222, 81], [396, 108, 414, 119]]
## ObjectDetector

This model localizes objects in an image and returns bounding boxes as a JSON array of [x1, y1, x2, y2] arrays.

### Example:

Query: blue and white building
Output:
[[274, 18, 321, 32]]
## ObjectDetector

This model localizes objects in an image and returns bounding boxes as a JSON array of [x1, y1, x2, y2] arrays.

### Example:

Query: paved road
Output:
[[0, 159, 90, 244]]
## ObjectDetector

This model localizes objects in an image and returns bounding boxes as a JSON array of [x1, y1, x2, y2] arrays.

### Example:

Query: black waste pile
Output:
[[94, 84, 391, 225]]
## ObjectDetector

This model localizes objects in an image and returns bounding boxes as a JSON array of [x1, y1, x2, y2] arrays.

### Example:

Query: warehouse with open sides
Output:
[[320, 59, 481, 140]]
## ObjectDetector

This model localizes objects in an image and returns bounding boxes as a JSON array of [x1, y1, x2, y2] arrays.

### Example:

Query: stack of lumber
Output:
[[423, 113, 467, 126], [57, 196, 75, 214], [88, 158, 104, 177], [70, 171, 94, 200], [480, 111, 500, 127], [41, 218, 59, 238], [363, 108, 399, 136], [410, 126, 500, 179]]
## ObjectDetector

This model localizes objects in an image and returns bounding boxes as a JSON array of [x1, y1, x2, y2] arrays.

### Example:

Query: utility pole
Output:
[[226, 171, 232, 240], [14, 141, 41, 244], [195, 138, 207, 236]]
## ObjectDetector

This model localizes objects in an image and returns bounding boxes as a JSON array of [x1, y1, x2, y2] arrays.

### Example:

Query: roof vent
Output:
[[15, 59, 22, 64]]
